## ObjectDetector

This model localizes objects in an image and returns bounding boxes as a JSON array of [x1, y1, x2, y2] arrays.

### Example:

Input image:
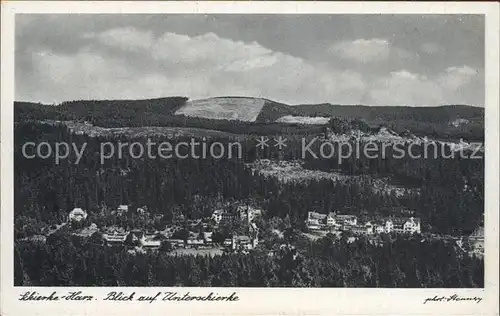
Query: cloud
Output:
[[30, 48, 173, 102], [438, 65, 478, 91], [86, 28, 276, 70], [446, 65, 478, 76], [83, 27, 155, 52], [329, 38, 413, 64], [221, 53, 278, 72], [369, 70, 444, 106], [420, 42, 444, 54], [368, 66, 480, 106], [22, 27, 372, 105], [18, 26, 482, 107]]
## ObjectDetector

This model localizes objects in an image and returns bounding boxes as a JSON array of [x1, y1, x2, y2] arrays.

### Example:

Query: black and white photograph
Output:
[[1, 2, 499, 316], [11, 13, 489, 287]]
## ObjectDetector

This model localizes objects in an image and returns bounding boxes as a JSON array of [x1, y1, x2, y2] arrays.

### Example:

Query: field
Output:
[[276, 115, 330, 125], [167, 247, 224, 257], [246, 160, 420, 197], [44, 120, 246, 140], [175, 97, 267, 122], [302, 231, 330, 240]]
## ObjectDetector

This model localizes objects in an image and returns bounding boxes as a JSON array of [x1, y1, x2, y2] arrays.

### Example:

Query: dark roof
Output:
[[234, 235, 251, 242], [308, 211, 327, 220]]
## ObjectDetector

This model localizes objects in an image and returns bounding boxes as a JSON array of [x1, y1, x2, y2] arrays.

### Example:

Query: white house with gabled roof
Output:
[[69, 208, 88, 222], [117, 205, 128, 215]]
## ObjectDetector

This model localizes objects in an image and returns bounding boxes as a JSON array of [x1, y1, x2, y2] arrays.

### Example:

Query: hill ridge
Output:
[[14, 96, 484, 141]]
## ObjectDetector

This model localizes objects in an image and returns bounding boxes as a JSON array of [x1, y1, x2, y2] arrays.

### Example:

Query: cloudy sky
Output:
[[16, 14, 484, 106]]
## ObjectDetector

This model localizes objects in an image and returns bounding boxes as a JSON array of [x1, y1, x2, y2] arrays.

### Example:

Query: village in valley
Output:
[[20, 203, 263, 256], [11, 13, 487, 290], [305, 210, 483, 257], [18, 201, 484, 259]]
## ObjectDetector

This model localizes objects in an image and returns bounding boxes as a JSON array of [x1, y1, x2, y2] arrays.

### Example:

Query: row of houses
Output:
[[69, 204, 263, 228], [67, 205, 262, 252], [221, 221, 260, 252], [68, 206, 205, 240], [214, 206, 261, 252], [306, 211, 421, 235], [107, 205, 150, 216], [223, 235, 258, 251], [69, 205, 153, 223], [211, 205, 262, 226], [307, 212, 357, 230], [100, 226, 215, 250]]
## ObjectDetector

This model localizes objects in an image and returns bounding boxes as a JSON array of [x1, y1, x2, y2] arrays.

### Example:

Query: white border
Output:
[[1, 2, 499, 316]]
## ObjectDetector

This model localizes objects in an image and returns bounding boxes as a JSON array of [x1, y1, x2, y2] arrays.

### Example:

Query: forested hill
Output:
[[293, 104, 484, 124], [15, 97, 484, 141], [14, 97, 485, 122], [15, 97, 188, 123], [257, 102, 484, 141]]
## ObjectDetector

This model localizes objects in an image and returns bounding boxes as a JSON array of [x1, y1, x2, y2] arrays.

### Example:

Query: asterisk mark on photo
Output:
[[256, 136, 269, 150], [274, 136, 287, 150]]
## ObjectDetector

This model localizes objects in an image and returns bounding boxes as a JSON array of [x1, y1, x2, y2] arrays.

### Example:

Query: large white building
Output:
[[103, 228, 128, 245], [384, 217, 421, 234], [116, 205, 129, 215], [306, 211, 337, 230], [203, 232, 213, 244], [211, 210, 223, 224], [335, 214, 358, 227], [140, 234, 161, 249], [69, 208, 88, 222], [403, 217, 421, 234], [238, 205, 263, 223], [306, 211, 421, 235], [231, 235, 258, 250], [306, 212, 358, 231]]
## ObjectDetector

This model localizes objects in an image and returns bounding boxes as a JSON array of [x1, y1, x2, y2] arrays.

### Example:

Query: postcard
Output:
[[1, 1, 498, 315]]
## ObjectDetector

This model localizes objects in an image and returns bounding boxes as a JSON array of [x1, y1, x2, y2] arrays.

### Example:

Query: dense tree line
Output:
[[14, 99, 484, 141], [260, 102, 484, 141], [14, 122, 483, 237], [12, 90, 486, 289], [15, 233, 483, 287], [14, 100, 325, 136]]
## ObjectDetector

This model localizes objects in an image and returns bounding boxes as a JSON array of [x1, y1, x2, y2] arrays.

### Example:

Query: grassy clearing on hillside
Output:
[[167, 248, 224, 257], [175, 97, 266, 122]]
